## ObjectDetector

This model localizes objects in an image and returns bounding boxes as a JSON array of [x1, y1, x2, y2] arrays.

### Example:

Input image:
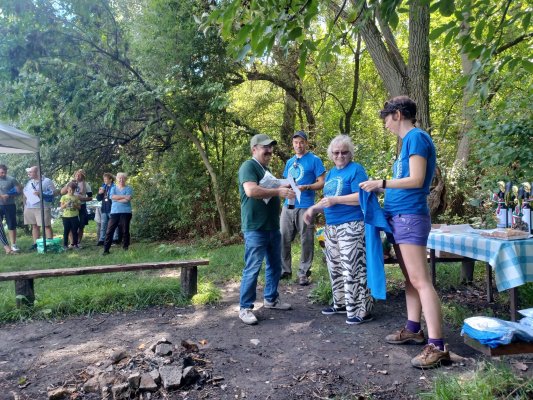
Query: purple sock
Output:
[[428, 338, 445, 351], [405, 320, 421, 333]]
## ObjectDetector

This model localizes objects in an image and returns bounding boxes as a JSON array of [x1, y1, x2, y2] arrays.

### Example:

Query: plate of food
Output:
[[478, 228, 532, 241]]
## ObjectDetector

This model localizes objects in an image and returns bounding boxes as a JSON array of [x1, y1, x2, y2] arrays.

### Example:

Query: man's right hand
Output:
[[303, 208, 315, 225], [278, 187, 295, 199]]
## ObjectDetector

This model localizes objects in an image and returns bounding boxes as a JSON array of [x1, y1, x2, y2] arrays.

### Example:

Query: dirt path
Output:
[[0, 281, 530, 399]]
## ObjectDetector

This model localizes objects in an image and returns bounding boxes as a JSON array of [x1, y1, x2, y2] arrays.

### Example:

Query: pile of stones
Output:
[[48, 338, 214, 400]]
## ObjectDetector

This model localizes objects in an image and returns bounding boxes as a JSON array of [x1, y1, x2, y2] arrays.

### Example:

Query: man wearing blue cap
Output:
[[238, 134, 296, 325], [281, 131, 325, 285]]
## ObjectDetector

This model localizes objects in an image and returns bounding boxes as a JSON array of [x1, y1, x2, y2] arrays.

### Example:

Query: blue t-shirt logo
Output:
[[288, 163, 304, 182], [323, 177, 343, 197], [393, 154, 404, 178]]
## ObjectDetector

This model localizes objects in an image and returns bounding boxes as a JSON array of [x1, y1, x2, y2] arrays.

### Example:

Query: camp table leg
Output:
[[485, 262, 494, 303], [429, 249, 436, 286], [15, 279, 35, 307], [509, 287, 518, 322]]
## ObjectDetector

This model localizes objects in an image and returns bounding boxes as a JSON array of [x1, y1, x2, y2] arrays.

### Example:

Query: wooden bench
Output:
[[0, 259, 209, 307]]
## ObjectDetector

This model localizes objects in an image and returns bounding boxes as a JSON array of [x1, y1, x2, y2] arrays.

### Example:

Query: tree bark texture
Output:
[[407, 0, 431, 133]]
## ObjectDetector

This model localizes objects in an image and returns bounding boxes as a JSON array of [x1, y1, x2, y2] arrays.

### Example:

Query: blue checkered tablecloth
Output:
[[427, 232, 533, 291]]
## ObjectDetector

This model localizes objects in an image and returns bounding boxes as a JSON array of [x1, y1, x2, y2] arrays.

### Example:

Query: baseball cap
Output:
[[250, 134, 277, 149], [292, 130, 308, 140]]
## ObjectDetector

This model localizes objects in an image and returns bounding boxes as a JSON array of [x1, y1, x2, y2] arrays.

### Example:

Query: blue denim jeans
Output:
[[240, 230, 282, 309], [100, 212, 119, 242]]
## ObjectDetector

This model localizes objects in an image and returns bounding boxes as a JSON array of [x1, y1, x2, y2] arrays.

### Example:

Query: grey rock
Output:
[[111, 382, 130, 400], [48, 387, 74, 400], [109, 349, 128, 364], [101, 386, 112, 400], [149, 369, 161, 384], [97, 372, 118, 389], [155, 343, 173, 356], [159, 365, 182, 390], [139, 373, 158, 392], [128, 372, 141, 390], [181, 366, 200, 387], [149, 338, 171, 352], [83, 376, 100, 393]]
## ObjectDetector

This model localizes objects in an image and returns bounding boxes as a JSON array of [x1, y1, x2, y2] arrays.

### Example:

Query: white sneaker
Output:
[[10, 244, 20, 252], [263, 298, 292, 310], [239, 308, 258, 325]]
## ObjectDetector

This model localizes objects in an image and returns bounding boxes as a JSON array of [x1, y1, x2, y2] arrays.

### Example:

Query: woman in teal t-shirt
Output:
[[304, 134, 373, 325]]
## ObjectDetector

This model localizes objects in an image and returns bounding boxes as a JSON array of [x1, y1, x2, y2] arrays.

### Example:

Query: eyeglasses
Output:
[[332, 151, 349, 156]]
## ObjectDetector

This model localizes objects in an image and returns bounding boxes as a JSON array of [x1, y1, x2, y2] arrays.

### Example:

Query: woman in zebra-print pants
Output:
[[304, 135, 373, 325]]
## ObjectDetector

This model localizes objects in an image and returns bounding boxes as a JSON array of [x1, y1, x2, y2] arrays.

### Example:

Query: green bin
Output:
[[36, 237, 64, 253]]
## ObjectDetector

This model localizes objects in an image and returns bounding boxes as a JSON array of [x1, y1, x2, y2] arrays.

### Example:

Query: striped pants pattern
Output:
[[325, 220, 373, 318]]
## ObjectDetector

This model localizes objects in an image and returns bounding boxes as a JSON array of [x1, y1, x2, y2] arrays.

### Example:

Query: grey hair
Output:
[[327, 134, 354, 162], [116, 172, 128, 179]]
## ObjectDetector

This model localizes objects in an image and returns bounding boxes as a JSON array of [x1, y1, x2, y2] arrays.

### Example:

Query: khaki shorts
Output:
[[24, 207, 52, 226]]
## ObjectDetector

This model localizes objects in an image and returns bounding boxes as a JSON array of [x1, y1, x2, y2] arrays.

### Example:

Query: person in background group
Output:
[[102, 172, 133, 255], [359, 96, 450, 369], [0, 164, 22, 252], [23, 166, 56, 250], [280, 131, 325, 286], [304, 134, 373, 325], [0, 218, 16, 254], [60, 182, 81, 250], [238, 134, 295, 325], [96, 173, 119, 246], [61, 169, 92, 246]]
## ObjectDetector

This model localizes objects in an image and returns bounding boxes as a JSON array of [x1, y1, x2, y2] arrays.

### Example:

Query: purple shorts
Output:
[[386, 214, 431, 246]]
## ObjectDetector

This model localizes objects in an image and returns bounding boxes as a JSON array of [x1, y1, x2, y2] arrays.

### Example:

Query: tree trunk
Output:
[[281, 91, 297, 148], [455, 19, 474, 167], [407, 0, 431, 132]]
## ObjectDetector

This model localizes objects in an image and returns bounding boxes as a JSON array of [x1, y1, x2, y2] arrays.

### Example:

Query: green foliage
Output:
[[420, 361, 533, 399], [430, 0, 532, 100]]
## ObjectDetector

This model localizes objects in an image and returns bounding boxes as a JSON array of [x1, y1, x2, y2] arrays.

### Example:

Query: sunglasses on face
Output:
[[332, 151, 349, 156]]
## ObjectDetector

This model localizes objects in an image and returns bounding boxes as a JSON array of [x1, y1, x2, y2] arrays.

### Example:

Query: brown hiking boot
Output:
[[385, 328, 426, 345], [410, 344, 451, 369]]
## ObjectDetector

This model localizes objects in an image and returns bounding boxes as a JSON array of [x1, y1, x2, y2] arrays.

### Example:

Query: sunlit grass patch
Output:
[[420, 361, 533, 399]]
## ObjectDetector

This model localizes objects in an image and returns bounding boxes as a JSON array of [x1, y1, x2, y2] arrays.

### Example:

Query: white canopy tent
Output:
[[0, 122, 49, 251]]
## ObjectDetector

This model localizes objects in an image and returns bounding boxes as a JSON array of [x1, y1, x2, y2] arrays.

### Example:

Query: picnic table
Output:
[[427, 231, 533, 321]]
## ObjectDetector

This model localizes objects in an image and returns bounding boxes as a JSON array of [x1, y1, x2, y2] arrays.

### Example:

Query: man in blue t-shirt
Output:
[[281, 131, 325, 286]]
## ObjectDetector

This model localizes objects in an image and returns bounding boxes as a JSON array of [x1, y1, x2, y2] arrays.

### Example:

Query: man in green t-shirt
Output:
[[238, 134, 296, 325]]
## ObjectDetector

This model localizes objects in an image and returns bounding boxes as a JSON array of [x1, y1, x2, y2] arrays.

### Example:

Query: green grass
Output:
[[0, 222, 245, 322], [420, 361, 533, 399]]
